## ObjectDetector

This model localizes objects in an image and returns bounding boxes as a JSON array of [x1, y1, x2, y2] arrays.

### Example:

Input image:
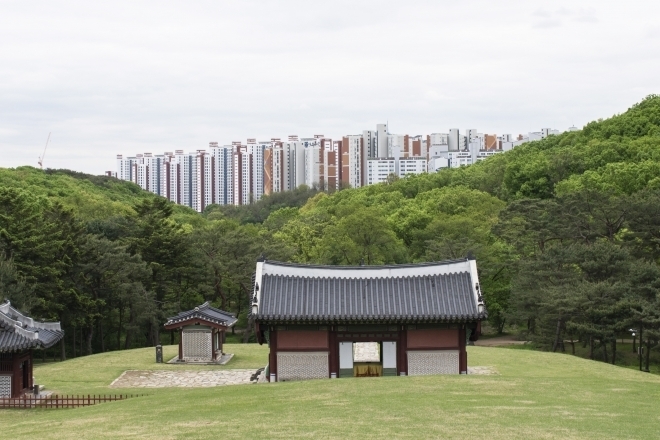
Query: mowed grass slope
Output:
[[2, 345, 660, 439]]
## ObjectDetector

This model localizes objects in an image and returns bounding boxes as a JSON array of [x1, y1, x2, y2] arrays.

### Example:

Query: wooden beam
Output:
[[178, 330, 183, 361]]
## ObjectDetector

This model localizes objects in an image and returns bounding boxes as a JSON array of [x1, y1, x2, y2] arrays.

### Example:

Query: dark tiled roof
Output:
[[0, 301, 64, 352], [164, 301, 238, 328], [254, 260, 486, 324]]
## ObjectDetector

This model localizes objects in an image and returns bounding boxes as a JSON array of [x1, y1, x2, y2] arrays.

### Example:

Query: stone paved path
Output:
[[353, 342, 380, 362], [467, 366, 498, 375], [110, 369, 256, 388]]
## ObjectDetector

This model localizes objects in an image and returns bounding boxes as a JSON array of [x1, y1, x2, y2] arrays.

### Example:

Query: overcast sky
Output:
[[1, 0, 658, 175]]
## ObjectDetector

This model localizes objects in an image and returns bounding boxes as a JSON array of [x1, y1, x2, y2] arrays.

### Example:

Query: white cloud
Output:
[[0, 0, 658, 174]]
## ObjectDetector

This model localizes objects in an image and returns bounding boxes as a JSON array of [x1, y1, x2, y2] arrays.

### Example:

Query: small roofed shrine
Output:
[[251, 258, 487, 382], [0, 301, 64, 398], [164, 302, 237, 363]]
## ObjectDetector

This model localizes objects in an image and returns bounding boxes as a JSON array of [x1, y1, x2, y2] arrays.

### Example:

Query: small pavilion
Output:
[[251, 257, 487, 382], [164, 302, 237, 363], [0, 301, 64, 398]]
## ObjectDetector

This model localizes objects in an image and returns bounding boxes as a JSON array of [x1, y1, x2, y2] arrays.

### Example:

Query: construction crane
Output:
[[38, 132, 51, 169]]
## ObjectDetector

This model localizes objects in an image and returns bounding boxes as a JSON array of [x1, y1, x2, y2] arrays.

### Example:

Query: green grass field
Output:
[[2, 344, 660, 439]]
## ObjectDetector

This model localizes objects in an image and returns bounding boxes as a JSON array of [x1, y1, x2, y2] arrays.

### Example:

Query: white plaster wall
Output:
[[382, 341, 397, 368], [339, 342, 353, 369]]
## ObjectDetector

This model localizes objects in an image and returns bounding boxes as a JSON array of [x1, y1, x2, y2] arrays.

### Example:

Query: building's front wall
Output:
[[0, 351, 32, 398], [181, 325, 213, 362], [264, 324, 472, 382], [406, 328, 464, 375]]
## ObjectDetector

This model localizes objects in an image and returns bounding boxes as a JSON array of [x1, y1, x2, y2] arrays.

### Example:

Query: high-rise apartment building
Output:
[[363, 130, 377, 159], [325, 140, 340, 191], [208, 143, 234, 206], [303, 136, 332, 189], [341, 135, 366, 189], [233, 143, 253, 206], [448, 129, 460, 152], [264, 139, 288, 194], [246, 139, 265, 202], [367, 158, 396, 185], [398, 157, 428, 178], [161, 151, 179, 204], [195, 149, 213, 212], [387, 134, 407, 158], [376, 123, 388, 158], [116, 155, 137, 182]]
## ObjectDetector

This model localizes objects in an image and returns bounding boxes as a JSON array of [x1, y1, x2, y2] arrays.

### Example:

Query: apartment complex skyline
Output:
[[113, 123, 573, 212]]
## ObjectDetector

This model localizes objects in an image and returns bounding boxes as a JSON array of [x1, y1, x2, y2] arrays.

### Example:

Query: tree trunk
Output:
[[99, 320, 105, 353], [611, 339, 616, 365], [80, 327, 83, 356], [552, 319, 562, 352], [242, 315, 254, 343], [569, 338, 575, 355], [72, 326, 76, 358], [86, 326, 93, 355], [602, 340, 609, 363], [639, 324, 643, 371], [151, 321, 160, 347], [60, 338, 66, 361], [213, 268, 226, 310], [124, 303, 136, 350], [645, 338, 651, 372], [118, 303, 123, 350], [497, 318, 506, 335], [588, 337, 594, 360]]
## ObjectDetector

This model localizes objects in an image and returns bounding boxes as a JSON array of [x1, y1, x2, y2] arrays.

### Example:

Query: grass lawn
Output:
[[2, 344, 660, 439], [504, 340, 660, 375]]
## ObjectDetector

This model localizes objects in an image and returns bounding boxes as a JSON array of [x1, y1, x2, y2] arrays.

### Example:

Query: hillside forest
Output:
[[2, 95, 660, 370]]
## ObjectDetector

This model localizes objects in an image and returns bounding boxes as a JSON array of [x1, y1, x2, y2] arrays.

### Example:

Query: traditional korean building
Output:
[[164, 302, 238, 363], [0, 301, 64, 398], [251, 258, 486, 382]]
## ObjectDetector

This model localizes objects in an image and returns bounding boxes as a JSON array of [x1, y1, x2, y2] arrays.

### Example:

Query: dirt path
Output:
[[475, 334, 528, 347]]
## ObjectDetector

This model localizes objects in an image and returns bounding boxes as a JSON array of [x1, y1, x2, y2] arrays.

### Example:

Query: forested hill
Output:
[[0, 167, 198, 222], [1, 95, 660, 369]]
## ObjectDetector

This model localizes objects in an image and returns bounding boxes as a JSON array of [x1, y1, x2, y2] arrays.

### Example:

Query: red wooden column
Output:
[[27, 352, 33, 393], [398, 326, 408, 375], [269, 328, 278, 381], [11, 353, 19, 398], [328, 327, 338, 377], [178, 329, 183, 361], [211, 329, 216, 361], [459, 326, 467, 374]]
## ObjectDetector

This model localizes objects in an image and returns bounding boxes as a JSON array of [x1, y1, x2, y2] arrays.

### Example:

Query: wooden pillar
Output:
[[12, 353, 19, 398], [178, 329, 183, 361], [211, 329, 217, 361], [27, 352, 33, 392], [398, 326, 408, 375], [328, 327, 337, 377], [219, 331, 224, 354], [459, 326, 467, 374], [269, 328, 278, 381]]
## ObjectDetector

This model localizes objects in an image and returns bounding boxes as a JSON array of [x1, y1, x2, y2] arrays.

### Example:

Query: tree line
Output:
[[0, 187, 293, 359]]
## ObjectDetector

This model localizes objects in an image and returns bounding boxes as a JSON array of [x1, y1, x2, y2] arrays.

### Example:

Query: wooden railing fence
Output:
[[0, 394, 140, 409]]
